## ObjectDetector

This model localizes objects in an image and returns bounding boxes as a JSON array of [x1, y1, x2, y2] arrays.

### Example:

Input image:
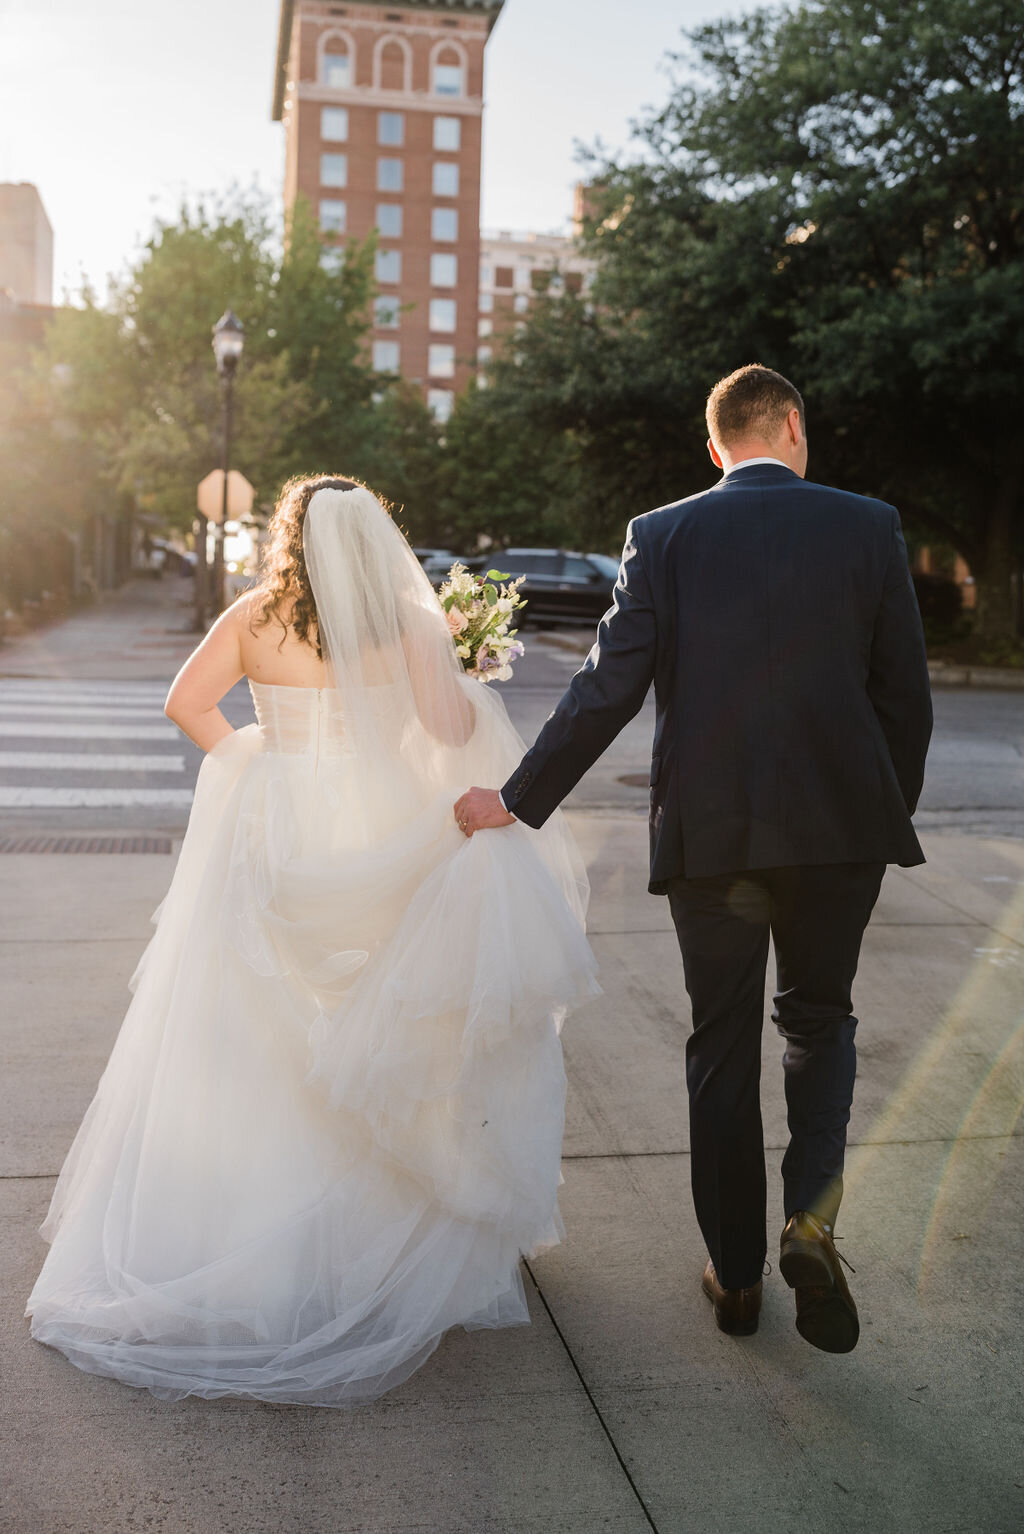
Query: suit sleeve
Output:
[[501, 520, 657, 828], [866, 509, 933, 814]]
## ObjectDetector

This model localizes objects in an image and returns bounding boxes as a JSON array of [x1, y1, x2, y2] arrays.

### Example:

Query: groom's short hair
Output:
[[706, 365, 805, 446]]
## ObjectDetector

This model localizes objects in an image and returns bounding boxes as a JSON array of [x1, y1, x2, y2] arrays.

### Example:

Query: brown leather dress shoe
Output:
[[779, 1211, 859, 1354], [701, 1259, 762, 1336]]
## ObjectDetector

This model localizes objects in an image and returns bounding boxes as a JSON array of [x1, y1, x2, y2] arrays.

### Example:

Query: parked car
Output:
[[413, 547, 457, 585], [472, 548, 618, 625]]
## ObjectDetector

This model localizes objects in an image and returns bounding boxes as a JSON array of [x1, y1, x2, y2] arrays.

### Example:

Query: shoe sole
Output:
[[793, 1295, 859, 1354], [780, 1242, 859, 1353], [778, 1239, 835, 1289]]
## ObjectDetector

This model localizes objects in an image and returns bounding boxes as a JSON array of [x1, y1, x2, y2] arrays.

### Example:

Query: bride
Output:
[[26, 476, 599, 1406]]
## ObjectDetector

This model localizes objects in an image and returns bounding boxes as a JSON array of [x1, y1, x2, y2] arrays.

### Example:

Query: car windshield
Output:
[[586, 553, 620, 581]]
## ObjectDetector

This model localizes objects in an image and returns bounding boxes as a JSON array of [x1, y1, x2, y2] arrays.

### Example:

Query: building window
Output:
[[478, 317, 492, 337], [433, 63, 465, 97], [428, 344, 456, 378], [373, 340, 400, 373], [565, 271, 584, 295], [321, 107, 348, 141], [374, 296, 400, 329], [430, 298, 457, 332], [430, 253, 457, 287], [494, 266, 514, 289], [515, 266, 532, 291], [377, 158, 404, 193], [479, 292, 494, 313], [478, 345, 492, 365], [431, 208, 458, 242], [432, 162, 459, 197], [320, 249, 345, 274], [319, 200, 347, 234], [428, 389, 454, 423], [375, 203, 402, 238], [434, 116, 461, 151], [514, 293, 529, 314], [320, 153, 347, 188], [480, 261, 492, 286], [378, 112, 404, 147], [321, 49, 352, 89], [377, 37, 408, 92], [376, 249, 402, 284]]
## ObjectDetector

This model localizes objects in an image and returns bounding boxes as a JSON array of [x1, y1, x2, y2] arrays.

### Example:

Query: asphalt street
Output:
[[0, 576, 1022, 842]]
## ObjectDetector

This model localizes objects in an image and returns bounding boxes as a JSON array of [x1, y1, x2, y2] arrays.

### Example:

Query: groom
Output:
[[455, 365, 932, 1353]]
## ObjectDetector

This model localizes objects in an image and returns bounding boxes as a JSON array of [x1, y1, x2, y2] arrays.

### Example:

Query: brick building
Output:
[[272, 0, 505, 421], [0, 183, 53, 307], [477, 225, 595, 379]]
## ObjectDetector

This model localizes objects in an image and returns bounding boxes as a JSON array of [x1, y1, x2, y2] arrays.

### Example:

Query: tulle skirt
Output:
[[26, 719, 599, 1405]]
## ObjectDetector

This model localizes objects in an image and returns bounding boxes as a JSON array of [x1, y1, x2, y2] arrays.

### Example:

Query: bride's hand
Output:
[[454, 787, 516, 837]]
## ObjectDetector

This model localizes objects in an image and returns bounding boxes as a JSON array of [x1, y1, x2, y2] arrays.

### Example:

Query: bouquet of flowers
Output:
[[437, 563, 527, 682]]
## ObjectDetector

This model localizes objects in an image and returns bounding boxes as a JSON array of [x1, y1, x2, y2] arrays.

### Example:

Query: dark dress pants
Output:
[[666, 862, 885, 1290]]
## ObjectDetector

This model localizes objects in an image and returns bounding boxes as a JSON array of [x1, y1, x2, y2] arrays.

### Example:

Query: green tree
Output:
[[667, 0, 1024, 639], [445, 0, 1023, 635], [1, 191, 444, 610]]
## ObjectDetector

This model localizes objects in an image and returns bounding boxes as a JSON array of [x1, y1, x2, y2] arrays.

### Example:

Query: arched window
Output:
[[373, 34, 412, 92], [429, 39, 468, 98], [318, 29, 355, 89]]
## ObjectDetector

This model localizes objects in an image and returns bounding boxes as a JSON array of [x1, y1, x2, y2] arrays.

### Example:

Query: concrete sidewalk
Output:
[[2, 818, 1022, 1533], [0, 575, 201, 683]]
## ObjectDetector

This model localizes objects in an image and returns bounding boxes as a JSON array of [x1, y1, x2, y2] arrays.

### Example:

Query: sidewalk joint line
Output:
[[892, 868, 1024, 951], [523, 1258, 661, 1534], [560, 1130, 1021, 1162]]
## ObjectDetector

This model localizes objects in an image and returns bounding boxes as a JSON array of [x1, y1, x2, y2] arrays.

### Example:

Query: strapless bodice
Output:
[[248, 679, 407, 759], [249, 681, 350, 758]]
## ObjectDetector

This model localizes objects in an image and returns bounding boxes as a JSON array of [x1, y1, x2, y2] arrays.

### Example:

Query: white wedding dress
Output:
[[26, 487, 599, 1406]]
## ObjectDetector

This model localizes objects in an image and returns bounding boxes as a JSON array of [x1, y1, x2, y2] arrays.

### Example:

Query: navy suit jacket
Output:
[[501, 463, 933, 891]]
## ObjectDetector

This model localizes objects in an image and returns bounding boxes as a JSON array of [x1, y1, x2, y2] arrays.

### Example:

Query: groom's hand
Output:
[[454, 787, 515, 837]]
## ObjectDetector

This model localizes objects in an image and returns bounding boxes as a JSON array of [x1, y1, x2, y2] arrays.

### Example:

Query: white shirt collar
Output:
[[726, 455, 792, 472]]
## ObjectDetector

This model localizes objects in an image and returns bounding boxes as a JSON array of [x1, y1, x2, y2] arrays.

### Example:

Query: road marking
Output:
[[0, 684, 169, 699], [0, 751, 186, 772], [0, 722, 179, 740], [0, 703, 162, 720], [0, 787, 195, 807]]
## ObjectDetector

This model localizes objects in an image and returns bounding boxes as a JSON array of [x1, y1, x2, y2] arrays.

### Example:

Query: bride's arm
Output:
[[401, 618, 475, 748], [164, 600, 246, 752]]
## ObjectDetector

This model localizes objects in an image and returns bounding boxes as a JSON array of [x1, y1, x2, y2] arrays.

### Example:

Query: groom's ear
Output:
[[707, 437, 724, 470]]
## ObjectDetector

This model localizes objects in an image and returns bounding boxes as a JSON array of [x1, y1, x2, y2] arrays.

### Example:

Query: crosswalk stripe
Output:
[[0, 703, 162, 720], [0, 683, 169, 698], [0, 752, 186, 772], [0, 722, 180, 741], [0, 787, 195, 808]]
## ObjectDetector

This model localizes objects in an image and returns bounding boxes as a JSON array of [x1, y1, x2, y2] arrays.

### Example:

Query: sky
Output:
[[0, 0, 738, 302]]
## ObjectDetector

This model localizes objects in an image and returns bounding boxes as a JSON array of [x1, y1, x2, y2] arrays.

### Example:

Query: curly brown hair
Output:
[[247, 474, 360, 657]]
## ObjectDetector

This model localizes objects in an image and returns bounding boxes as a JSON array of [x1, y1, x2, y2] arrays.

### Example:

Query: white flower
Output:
[[456, 643, 471, 659]]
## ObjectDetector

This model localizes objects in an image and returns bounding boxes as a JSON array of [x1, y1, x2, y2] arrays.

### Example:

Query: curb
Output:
[[538, 635, 1024, 689], [928, 662, 1024, 690]]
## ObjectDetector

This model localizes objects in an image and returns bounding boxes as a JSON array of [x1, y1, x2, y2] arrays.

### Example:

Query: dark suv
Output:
[[476, 548, 619, 624]]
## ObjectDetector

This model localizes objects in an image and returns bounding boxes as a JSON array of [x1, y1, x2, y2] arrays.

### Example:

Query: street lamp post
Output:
[[210, 309, 245, 615]]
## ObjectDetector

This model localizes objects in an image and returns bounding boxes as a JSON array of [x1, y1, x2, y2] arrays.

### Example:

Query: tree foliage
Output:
[[1, 191, 444, 603], [444, 0, 1024, 635]]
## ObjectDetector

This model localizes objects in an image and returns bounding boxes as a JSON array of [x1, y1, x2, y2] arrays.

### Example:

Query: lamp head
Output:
[[212, 309, 245, 374]]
